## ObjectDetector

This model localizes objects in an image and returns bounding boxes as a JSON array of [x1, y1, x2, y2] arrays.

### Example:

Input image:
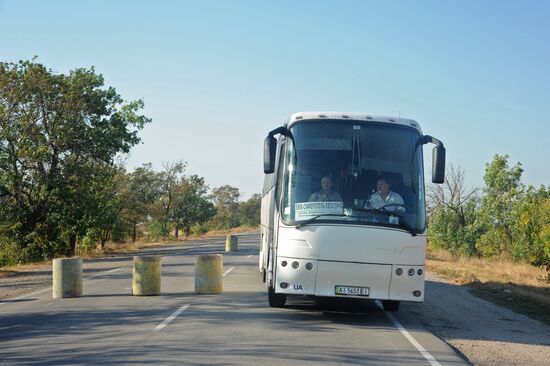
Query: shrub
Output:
[[191, 224, 208, 236]]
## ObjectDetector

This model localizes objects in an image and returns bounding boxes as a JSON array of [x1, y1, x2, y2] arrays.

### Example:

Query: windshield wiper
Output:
[[295, 214, 347, 229], [352, 207, 404, 217], [396, 218, 417, 236]]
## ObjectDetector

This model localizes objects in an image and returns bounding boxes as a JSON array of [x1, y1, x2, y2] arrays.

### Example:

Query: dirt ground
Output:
[[408, 273, 550, 366], [2, 241, 549, 365]]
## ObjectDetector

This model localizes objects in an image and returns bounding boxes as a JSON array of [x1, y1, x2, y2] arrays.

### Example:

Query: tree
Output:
[[475, 155, 523, 257], [427, 164, 480, 255], [123, 163, 162, 242], [154, 160, 186, 239], [427, 164, 479, 223], [172, 175, 215, 237], [238, 193, 261, 227], [211, 185, 240, 229], [0, 59, 150, 260], [510, 185, 550, 266]]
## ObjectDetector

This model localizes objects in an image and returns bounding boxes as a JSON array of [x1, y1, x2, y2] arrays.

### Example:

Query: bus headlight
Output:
[[408, 268, 415, 276], [291, 261, 299, 269], [395, 268, 403, 276], [305, 263, 313, 270]]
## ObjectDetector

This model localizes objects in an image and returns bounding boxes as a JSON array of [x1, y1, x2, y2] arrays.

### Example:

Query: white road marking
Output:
[[0, 266, 126, 305], [0, 287, 52, 305], [174, 243, 211, 256], [85, 266, 125, 280], [375, 300, 441, 366], [154, 304, 190, 331], [223, 267, 235, 277], [247, 255, 252, 258]]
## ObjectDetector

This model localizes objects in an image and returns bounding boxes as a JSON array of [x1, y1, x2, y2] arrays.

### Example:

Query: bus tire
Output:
[[382, 300, 400, 312], [268, 286, 286, 307]]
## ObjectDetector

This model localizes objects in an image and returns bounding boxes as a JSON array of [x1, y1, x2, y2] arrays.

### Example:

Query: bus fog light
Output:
[[305, 263, 313, 270], [408, 268, 415, 276], [281, 261, 288, 267], [417, 268, 423, 276], [396, 268, 403, 276], [413, 290, 421, 297], [280, 282, 288, 289], [291, 261, 299, 269]]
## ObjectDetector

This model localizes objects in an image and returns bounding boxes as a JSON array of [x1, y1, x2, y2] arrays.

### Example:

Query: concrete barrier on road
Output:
[[52, 257, 83, 299], [225, 235, 238, 252], [132, 256, 161, 296], [195, 254, 223, 294]]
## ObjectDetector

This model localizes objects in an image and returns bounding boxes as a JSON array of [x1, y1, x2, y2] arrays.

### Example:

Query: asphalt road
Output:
[[0, 232, 469, 365]]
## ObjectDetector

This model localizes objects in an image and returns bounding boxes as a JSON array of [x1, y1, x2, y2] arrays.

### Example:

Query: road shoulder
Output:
[[407, 273, 550, 366]]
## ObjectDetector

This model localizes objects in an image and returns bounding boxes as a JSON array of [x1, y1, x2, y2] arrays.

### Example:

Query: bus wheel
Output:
[[382, 300, 400, 312], [268, 286, 287, 307]]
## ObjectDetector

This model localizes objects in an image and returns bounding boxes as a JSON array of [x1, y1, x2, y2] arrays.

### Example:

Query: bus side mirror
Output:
[[432, 145, 446, 183], [264, 135, 277, 174]]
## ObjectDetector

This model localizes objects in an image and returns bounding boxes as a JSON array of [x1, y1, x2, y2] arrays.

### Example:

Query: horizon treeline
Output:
[[2, 59, 548, 278], [0, 59, 260, 267], [427, 155, 550, 281]]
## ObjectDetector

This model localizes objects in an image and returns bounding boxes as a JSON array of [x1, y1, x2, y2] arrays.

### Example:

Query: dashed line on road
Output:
[[223, 267, 235, 277], [247, 255, 252, 258], [154, 304, 190, 332], [375, 300, 441, 366]]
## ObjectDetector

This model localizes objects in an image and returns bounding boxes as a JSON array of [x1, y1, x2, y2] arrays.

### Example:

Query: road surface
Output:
[[0, 232, 469, 365]]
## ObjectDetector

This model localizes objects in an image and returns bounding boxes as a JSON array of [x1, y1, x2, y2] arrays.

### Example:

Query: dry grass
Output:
[[0, 262, 49, 278], [427, 248, 550, 288], [427, 248, 550, 325]]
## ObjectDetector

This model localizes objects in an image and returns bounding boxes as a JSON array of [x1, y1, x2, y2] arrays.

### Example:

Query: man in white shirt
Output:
[[366, 177, 405, 213]]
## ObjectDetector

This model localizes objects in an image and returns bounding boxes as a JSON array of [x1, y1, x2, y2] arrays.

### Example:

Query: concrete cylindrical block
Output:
[[195, 254, 223, 294], [52, 257, 83, 299], [132, 256, 161, 296], [225, 235, 238, 252]]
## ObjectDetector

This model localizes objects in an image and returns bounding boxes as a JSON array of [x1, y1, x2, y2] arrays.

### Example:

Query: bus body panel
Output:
[[277, 224, 426, 265]]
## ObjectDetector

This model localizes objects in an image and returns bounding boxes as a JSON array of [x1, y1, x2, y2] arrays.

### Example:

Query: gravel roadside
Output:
[[407, 273, 550, 366], [2, 248, 549, 365]]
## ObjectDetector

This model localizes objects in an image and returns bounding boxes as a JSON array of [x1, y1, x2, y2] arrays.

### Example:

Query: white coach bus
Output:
[[259, 112, 445, 311]]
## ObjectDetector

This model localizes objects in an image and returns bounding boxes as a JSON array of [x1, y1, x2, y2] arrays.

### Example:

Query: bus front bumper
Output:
[[275, 257, 425, 302]]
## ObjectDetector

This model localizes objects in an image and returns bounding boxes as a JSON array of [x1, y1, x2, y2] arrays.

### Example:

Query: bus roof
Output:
[[286, 112, 423, 134]]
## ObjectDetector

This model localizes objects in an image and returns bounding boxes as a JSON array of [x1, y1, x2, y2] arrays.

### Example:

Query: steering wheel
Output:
[[379, 203, 406, 213]]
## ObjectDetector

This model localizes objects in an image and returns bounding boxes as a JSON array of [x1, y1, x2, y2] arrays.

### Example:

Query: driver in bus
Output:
[[308, 176, 343, 202], [366, 177, 405, 213]]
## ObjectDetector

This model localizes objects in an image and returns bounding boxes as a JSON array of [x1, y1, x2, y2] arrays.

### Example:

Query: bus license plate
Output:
[[335, 285, 369, 297]]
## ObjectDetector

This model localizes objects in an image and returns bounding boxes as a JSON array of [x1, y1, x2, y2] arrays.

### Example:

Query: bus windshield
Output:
[[280, 120, 426, 233]]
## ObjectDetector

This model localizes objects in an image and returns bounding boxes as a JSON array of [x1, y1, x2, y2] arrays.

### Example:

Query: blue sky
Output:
[[1, 0, 549, 198]]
